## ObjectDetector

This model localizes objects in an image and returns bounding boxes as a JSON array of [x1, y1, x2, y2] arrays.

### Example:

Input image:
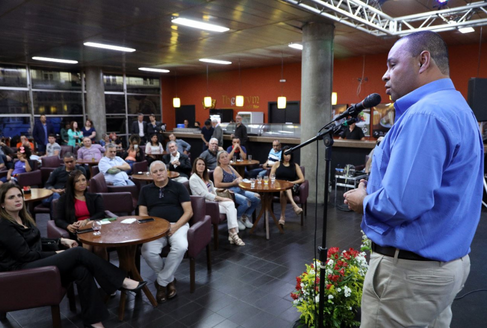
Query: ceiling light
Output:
[[459, 27, 475, 34], [83, 42, 136, 52], [32, 57, 78, 64], [172, 17, 229, 32], [173, 97, 181, 108], [436, 0, 448, 4], [288, 43, 303, 50], [332, 92, 338, 106], [277, 97, 287, 109], [277, 52, 287, 109], [199, 58, 232, 65], [204, 97, 212, 107], [236, 96, 244, 107], [138, 67, 170, 73]]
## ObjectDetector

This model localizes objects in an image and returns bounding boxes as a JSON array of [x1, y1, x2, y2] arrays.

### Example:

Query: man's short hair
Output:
[[167, 141, 177, 148], [138, 113, 144, 117], [149, 160, 167, 172], [402, 31, 449, 75], [149, 113, 155, 117], [48, 134, 56, 138], [63, 152, 76, 159], [106, 143, 117, 149], [232, 137, 240, 142], [82, 137, 91, 142], [211, 118, 218, 123], [209, 138, 219, 144], [273, 139, 281, 145]]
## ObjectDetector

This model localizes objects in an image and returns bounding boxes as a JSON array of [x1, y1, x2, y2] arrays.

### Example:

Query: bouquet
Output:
[[291, 243, 369, 328]]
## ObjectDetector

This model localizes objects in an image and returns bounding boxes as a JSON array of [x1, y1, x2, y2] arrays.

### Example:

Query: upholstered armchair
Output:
[[89, 173, 139, 210]]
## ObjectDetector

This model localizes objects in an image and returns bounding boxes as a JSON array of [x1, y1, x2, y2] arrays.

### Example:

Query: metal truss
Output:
[[283, 0, 487, 36]]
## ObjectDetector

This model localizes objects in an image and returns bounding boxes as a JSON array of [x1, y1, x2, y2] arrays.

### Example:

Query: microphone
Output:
[[333, 93, 381, 122], [341, 117, 359, 127]]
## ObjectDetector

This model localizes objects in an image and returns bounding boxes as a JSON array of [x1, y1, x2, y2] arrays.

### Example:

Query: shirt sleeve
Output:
[[363, 112, 454, 234], [182, 140, 191, 151], [98, 158, 111, 174], [137, 186, 148, 207]]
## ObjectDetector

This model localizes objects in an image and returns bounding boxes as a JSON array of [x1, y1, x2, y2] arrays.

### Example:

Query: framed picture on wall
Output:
[[371, 103, 395, 138], [332, 104, 370, 137]]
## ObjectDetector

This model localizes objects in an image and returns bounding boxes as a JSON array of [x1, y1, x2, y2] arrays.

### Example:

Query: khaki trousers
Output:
[[361, 252, 470, 328]]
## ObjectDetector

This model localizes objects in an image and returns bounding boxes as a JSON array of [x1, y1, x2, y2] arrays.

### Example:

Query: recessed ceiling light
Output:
[[138, 67, 170, 73], [199, 58, 232, 65], [172, 17, 229, 32], [459, 27, 475, 34], [83, 42, 136, 52], [32, 56, 78, 64], [288, 43, 303, 50]]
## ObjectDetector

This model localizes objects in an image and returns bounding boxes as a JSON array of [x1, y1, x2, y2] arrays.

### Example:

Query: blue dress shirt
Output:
[[363, 78, 484, 261]]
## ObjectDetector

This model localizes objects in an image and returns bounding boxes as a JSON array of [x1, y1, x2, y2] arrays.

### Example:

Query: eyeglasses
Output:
[[159, 188, 165, 199]]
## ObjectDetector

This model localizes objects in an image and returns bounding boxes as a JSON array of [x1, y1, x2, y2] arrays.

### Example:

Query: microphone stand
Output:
[[286, 119, 343, 328]]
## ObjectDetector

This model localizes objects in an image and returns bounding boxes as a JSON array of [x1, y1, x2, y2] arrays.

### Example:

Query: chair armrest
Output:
[[17, 170, 42, 187], [105, 210, 117, 217], [47, 220, 70, 238], [107, 184, 138, 196], [0, 266, 64, 312], [299, 180, 309, 200], [187, 215, 212, 257]]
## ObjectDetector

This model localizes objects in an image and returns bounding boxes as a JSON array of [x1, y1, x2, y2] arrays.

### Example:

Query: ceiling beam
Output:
[[283, 0, 487, 36]]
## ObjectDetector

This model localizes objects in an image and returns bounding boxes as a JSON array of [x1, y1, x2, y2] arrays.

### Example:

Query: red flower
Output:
[[296, 277, 302, 284], [326, 284, 332, 289], [327, 247, 340, 258], [291, 292, 299, 300], [340, 269, 345, 276]]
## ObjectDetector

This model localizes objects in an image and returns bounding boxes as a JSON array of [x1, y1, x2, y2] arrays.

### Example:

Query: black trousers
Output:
[[21, 247, 126, 325]]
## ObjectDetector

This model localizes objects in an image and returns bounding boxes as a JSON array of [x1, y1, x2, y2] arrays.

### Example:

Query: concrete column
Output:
[[301, 21, 335, 204], [85, 67, 106, 141]]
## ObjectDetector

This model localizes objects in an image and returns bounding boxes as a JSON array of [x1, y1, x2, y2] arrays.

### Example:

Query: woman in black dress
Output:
[[270, 145, 305, 227], [0, 183, 146, 328]]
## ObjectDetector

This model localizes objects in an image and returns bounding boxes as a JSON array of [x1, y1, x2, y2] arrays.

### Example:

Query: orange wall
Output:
[[161, 42, 487, 130]]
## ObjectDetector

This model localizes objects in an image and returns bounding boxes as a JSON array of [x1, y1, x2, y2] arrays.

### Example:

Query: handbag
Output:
[[292, 183, 301, 195], [41, 238, 60, 252], [215, 188, 234, 202]]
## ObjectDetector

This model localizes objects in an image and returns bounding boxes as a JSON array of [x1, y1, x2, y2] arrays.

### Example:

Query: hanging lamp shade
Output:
[[331, 92, 338, 106], [277, 96, 287, 109], [204, 96, 212, 107], [236, 95, 244, 107], [173, 97, 181, 108]]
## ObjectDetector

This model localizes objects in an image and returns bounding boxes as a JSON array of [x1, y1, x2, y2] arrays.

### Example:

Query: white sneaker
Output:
[[237, 219, 246, 231], [242, 216, 254, 229]]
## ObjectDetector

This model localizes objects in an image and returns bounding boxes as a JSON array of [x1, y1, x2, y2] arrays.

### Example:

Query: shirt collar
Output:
[[394, 78, 455, 119]]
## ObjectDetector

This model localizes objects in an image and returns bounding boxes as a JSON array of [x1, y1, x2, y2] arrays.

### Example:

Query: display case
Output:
[[220, 123, 301, 138]]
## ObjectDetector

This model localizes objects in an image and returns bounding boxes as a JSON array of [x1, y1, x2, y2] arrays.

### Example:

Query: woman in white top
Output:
[[145, 134, 164, 165], [189, 157, 244, 246]]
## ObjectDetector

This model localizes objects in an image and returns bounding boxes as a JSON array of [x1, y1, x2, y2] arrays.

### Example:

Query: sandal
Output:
[[293, 206, 303, 216], [278, 218, 285, 228], [228, 232, 245, 246]]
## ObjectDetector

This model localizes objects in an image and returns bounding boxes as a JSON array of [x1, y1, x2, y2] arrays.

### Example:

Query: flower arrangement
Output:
[[291, 241, 369, 328]]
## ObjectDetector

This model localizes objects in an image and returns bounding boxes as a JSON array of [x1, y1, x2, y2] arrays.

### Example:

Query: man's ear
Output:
[[418, 50, 431, 72]]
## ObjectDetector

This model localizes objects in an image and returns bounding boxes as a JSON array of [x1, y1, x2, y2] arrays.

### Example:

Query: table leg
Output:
[[249, 198, 265, 234], [116, 245, 158, 321]]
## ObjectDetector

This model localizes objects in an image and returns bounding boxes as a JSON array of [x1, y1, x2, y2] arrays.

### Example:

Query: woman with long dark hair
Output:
[[67, 121, 83, 146], [270, 145, 304, 227], [55, 170, 107, 259], [82, 119, 97, 143], [0, 183, 146, 328], [189, 157, 244, 246]]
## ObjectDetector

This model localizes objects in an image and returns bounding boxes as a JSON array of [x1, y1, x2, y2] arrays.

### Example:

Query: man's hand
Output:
[[60, 238, 78, 248], [67, 224, 77, 234], [343, 180, 368, 214], [168, 224, 180, 237]]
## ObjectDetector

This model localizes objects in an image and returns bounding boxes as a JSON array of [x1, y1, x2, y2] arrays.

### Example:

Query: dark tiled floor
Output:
[[2, 200, 487, 328]]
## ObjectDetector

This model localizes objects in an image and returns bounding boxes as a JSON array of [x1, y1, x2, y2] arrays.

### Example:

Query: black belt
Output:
[[372, 242, 433, 261]]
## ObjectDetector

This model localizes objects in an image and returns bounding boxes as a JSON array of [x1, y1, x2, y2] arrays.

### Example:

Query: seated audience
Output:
[[0, 141, 15, 170], [55, 170, 107, 259], [43, 134, 61, 158], [43, 153, 87, 207], [199, 138, 219, 170], [145, 134, 164, 165], [214, 151, 259, 230], [77, 137, 105, 161], [226, 137, 247, 161], [249, 139, 282, 178], [99, 144, 134, 186], [190, 158, 244, 246], [270, 145, 304, 227], [99, 133, 110, 147], [123, 135, 144, 173], [67, 121, 83, 147], [82, 119, 97, 143], [163, 141, 191, 183], [109, 132, 123, 152], [168, 133, 191, 155], [16, 135, 34, 150], [139, 161, 193, 303], [0, 147, 34, 185], [0, 183, 146, 328]]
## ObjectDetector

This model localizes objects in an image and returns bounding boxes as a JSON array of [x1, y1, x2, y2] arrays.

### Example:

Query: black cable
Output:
[[454, 289, 487, 300]]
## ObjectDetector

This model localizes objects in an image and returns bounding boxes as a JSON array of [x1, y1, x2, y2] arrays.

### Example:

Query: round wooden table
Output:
[[230, 159, 259, 177], [131, 171, 180, 182], [239, 179, 293, 240], [23, 188, 53, 216], [78, 216, 170, 321]]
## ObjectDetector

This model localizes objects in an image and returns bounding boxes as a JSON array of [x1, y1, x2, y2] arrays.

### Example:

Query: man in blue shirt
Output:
[[344, 31, 483, 327], [33, 114, 55, 155]]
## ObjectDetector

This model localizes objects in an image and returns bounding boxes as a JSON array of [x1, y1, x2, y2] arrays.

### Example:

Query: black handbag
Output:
[[41, 238, 60, 252], [292, 183, 301, 195]]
